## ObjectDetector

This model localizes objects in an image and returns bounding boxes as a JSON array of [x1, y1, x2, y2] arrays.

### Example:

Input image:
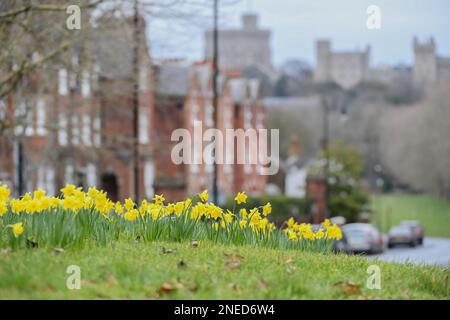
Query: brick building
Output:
[[0, 15, 155, 201], [0, 15, 268, 202], [153, 61, 267, 202]]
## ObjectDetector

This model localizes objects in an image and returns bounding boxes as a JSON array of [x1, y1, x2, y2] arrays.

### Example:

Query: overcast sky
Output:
[[149, 0, 450, 68]]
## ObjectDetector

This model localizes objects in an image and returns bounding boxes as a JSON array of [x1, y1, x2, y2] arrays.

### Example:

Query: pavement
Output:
[[367, 237, 450, 266]]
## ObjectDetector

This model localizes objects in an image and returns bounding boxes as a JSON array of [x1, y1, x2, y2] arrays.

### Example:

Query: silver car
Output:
[[388, 225, 417, 248], [342, 223, 384, 254]]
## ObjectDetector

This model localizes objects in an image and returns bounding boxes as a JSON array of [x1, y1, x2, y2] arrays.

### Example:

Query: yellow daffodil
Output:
[[326, 224, 343, 240], [190, 206, 200, 220], [224, 211, 234, 223], [124, 198, 135, 211], [0, 183, 11, 202], [199, 190, 208, 202], [115, 202, 124, 215], [174, 201, 184, 216], [234, 192, 247, 204], [0, 202, 7, 216], [87, 187, 99, 198], [315, 229, 325, 239], [288, 230, 297, 240], [11, 222, 24, 237], [262, 202, 272, 216], [210, 206, 222, 220], [124, 209, 139, 221], [60, 184, 76, 197], [33, 189, 46, 200], [166, 203, 175, 215], [152, 194, 165, 205], [184, 198, 192, 210]]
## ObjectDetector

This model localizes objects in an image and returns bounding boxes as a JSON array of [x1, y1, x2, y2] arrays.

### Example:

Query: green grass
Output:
[[372, 194, 450, 238], [0, 241, 448, 299]]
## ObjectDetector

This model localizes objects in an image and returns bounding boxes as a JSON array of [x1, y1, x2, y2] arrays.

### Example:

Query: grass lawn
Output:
[[372, 194, 450, 238], [0, 241, 448, 299]]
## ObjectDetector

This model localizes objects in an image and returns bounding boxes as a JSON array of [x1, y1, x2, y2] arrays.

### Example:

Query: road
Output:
[[368, 237, 450, 266]]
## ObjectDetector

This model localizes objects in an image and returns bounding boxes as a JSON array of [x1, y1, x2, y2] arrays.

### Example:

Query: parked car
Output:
[[341, 223, 383, 254], [400, 220, 424, 245], [388, 225, 417, 248]]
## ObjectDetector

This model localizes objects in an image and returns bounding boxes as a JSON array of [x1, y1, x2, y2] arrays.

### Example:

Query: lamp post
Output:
[[132, 0, 140, 201], [212, 0, 219, 204], [321, 93, 332, 219]]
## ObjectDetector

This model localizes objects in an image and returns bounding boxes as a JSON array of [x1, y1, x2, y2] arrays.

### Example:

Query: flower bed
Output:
[[0, 182, 342, 251]]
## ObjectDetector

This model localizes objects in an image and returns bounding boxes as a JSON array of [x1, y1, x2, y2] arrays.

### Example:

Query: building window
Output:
[[71, 114, 80, 145], [58, 112, 68, 146], [82, 113, 91, 146], [81, 71, 90, 98], [86, 163, 96, 187], [139, 108, 149, 144], [36, 98, 46, 136], [58, 69, 68, 96], [37, 165, 55, 196], [65, 163, 74, 184], [205, 102, 214, 127], [93, 115, 101, 147]]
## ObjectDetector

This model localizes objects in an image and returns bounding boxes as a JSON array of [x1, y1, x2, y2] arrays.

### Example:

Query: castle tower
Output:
[[242, 13, 258, 30], [314, 40, 331, 82], [413, 36, 437, 84]]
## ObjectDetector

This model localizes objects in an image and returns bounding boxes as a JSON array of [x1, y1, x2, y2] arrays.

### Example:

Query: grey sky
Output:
[[149, 0, 450, 68]]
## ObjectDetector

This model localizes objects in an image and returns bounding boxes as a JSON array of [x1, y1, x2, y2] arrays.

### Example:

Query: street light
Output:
[[132, 0, 140, 201], [212, 0, 219, 204]]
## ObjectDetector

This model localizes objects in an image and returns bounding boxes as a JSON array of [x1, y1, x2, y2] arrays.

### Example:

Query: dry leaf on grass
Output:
[[223, 253, 244, 261], [53, 247, 64, 254], [225, 260, 241, 270], [228, 283, 240, 291], [160, 246, 177, 254], [160, 282, 177, 293], [190, 240, 199, 247], [159, 281, 183, 294], [258, 278, 269, 290], [224, 252, 244, 270], [285, 255, 294, 264], [334, 281, 362, 295]]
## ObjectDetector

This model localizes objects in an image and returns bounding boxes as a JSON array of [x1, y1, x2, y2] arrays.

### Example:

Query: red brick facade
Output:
[[153, 62, 267, 202], [0, 19, 267, 203], [306, 177, 327, 224]]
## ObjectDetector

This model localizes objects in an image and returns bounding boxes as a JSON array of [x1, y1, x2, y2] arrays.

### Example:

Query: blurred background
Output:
[[1, 0, 449, 262]]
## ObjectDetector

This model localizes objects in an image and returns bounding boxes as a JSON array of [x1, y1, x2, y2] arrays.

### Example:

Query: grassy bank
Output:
[[372, 194, 450, 238], [0, 240, 448, 299]]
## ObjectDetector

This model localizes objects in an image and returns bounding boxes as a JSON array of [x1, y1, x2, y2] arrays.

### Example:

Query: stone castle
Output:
[[314, 40, 370, 89], [204, 14, 272, 73], [314, 37, 450, 89], [413, 36, 450, 85]]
